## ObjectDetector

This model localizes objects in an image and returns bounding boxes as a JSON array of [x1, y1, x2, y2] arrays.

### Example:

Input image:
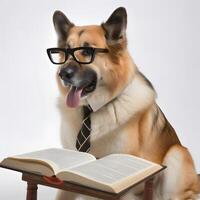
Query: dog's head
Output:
[[51, 7, 135, 109]]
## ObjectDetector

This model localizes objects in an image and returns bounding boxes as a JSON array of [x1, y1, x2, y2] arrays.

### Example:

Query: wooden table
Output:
[[22, 173, 154, 200], [1, 165, 165, 200]]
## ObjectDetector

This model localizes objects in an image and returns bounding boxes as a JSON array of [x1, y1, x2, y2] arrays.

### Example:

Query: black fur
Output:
[[101, 7, 127, 42]]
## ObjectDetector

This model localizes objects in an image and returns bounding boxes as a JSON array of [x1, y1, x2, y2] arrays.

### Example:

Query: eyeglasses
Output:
[[47, 47, 109, 65]]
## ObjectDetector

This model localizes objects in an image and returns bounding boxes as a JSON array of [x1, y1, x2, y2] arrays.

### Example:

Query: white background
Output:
[[0, 0, 200, 199]]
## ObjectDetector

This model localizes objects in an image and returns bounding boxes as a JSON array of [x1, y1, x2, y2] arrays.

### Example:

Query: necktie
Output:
[[76, 105, 93, 152]]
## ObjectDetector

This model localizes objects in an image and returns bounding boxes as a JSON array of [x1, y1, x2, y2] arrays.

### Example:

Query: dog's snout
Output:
[[59, 65, 79, 81]]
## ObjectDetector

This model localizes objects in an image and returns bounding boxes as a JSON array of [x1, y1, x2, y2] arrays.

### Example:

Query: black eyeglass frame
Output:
[[47, 47, 109, 65]]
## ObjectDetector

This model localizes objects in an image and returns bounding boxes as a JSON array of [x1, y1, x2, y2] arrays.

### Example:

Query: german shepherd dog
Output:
[[49, 7, 200, 200]]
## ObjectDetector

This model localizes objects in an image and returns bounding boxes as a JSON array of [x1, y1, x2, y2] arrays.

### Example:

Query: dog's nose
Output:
[[59, 65, 78, 81]]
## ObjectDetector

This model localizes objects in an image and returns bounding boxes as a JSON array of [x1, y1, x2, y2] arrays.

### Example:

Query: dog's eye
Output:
[[81, 49, 93, 57]]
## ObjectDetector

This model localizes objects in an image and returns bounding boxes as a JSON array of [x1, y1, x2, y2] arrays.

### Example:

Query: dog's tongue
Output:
[[66, 86, 83, 108]]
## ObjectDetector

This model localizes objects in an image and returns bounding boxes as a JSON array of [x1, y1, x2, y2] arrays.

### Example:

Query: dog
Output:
[[49, 7, 200, 200]]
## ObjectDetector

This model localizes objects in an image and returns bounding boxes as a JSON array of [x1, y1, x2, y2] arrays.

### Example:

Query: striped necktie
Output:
[[76, 105, 93, 152]]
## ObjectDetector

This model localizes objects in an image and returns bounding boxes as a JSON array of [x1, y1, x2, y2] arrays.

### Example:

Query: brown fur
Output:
[[53, 8, 200, 200], [57, 24, 135, 99]]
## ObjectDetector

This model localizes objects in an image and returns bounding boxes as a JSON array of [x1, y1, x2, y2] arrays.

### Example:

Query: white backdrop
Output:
[[0, 0, 200, 199]]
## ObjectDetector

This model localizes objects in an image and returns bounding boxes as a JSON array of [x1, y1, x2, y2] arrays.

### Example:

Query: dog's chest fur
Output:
[[58, 75, 156, 158]]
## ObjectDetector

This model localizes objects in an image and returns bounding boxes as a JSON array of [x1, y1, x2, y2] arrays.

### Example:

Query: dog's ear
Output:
[[53, 10, 74, 43], [101, 7, 127, 44]]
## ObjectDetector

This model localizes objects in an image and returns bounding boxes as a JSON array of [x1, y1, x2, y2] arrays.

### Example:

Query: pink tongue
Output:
[[66, 86, 83, 108]]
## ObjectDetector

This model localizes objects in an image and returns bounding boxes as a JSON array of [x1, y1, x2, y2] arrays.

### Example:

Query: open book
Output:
[[0, 148, 165, 193]]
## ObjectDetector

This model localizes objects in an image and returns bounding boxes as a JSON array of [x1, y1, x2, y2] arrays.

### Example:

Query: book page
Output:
[[57, 154, 162, 193], [1, 148, 96, 175], [1, 159, 54, 176]]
